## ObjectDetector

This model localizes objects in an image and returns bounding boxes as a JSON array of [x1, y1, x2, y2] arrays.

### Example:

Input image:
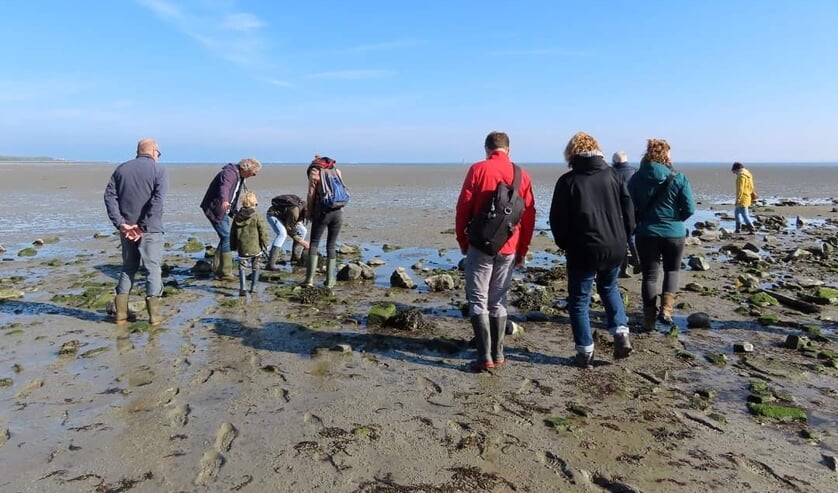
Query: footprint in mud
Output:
[[249, 353, 262, 371], [168, 403, 190, 427], [157, 387, 180, 407], [303, 412, 324, 432], [194, 450, 224, 486], [191, 368, 214, 386], [418, 376, 443, 394], [215, 422, 238, 452], [15, 379, 44, 399]]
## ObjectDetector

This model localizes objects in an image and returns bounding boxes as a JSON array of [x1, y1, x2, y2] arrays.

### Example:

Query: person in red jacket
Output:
[[455, 131, 536, 372]]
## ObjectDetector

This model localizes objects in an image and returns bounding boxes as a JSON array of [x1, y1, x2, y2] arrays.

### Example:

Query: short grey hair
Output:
[[612, 151, 628, 165], [237, 157, 262, 173]]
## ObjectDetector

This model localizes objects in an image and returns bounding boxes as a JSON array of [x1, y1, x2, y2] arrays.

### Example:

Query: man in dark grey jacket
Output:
[[104, 138, 168, 326], [612, 151, 639, 278]]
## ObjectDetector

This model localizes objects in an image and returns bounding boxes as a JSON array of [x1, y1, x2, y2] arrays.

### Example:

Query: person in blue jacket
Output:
[[628, 139, 695, 331]]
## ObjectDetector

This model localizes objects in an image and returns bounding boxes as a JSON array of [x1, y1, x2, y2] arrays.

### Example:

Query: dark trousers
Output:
[[310, 208, 343, 258], [636, 236, 685, 303]]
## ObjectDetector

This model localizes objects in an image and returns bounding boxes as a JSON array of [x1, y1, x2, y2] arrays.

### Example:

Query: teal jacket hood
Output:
[[628, 162, 696, 238]]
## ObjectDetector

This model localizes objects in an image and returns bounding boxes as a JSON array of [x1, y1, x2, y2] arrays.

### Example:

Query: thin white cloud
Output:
[[136, 0, 268, 67], [257, 77, 294, 88], [221, 13, 265, 31], [349, 39, 424, 52], [305, 70, 395, 80], [488, 48, 590, 57]]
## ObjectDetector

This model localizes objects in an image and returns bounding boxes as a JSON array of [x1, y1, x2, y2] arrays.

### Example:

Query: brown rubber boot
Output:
[[659, 292, 676, 325], [114, 294, 129, 325], [643, 296, 658, 332], [146, 296, 164, 326]]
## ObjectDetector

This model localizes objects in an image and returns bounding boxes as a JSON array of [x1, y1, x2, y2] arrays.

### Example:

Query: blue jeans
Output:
[[117, 232, 163, 297], [212, 215, 232, 253], [567, 266, 628, 354], [267, 216, 308, 250], [734, 206, 754, 230]]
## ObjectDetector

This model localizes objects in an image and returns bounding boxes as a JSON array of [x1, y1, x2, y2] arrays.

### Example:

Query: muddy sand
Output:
[[0, 163, 837, 492]]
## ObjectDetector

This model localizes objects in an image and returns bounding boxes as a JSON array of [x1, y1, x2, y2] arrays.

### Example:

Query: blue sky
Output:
[[1, 0, 837, 163]]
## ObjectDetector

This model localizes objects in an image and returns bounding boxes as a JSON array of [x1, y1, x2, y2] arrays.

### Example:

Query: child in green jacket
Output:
[[230, 191, 270, 297]]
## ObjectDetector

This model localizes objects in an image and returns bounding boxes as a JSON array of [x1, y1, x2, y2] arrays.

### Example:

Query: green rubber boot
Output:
[[324, 258, 337, 288], [303, 254, 319, 287], [146, 296, 164, 326], [114, 294, 129, 325], [216, 252, 237, 281]]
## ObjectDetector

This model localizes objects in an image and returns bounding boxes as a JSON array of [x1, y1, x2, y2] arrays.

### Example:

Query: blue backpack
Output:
[[319, 167, 349, 209]]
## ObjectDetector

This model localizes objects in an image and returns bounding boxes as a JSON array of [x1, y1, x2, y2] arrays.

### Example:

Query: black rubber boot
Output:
[[489, 315, 506, 365], [469, 314, 493, 371]]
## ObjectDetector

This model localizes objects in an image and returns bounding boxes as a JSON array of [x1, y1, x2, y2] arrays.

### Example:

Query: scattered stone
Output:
[[0, 244, 5, 253], [825, 454, 837, 472], [684, 282, 706, 293], [698, 231, 722, 242], [192, 259, 213, 275], [705, 353, 728, 366], [687, 256, 710, 271], [784, 248, 813, 262], [686, 312, 711, 328], [330, 344, 352, 353], [742, 242, 760, 253], [748, 292, 779, 307], [337, 262, 364, 281], [338, 243, 360, 255], [367, 258, 386, 266], [747, 403, 807, 422], [0, 378, 12, 388], [93, 232, 111, 238], [80, 347, 109, 358], [696, 388, 717, 400], [506, 320, 524, 336], [32, 238, 45, 246], [799, 428, 822, 442], [387, 308, 435, 331], [181, 237, 204, 253], [382, 244, 401, 251], [368, 303, 397, 326], [808, 287, 838, 305], [784, 334, 810, 350], [736, 273, 760, 290], [736, 249, 761, 263], [733, 342, 754, 353], [58, 340, 81, 356], [390, 267, 416, 289], [410, 262, 423, 270], [684, 236, 702, 246], [17, 247, 37, 257], [424, 274, 455, 292], [0, 289, 24, 300]]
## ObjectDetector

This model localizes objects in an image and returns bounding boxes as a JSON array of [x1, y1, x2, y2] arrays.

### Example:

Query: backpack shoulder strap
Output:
[[511, 163, 521, 192]]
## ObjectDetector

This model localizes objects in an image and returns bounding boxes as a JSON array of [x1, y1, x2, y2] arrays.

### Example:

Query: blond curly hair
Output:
[[563, 132, 601, 163], [640, 139, 672, 166], [241, 191, 258, 209]]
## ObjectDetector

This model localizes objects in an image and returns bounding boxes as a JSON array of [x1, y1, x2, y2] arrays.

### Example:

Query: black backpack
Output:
[[270, 194, 304, 212], [467, 164, 525, 256]]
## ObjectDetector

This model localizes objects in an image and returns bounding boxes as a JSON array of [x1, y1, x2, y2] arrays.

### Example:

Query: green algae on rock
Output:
[[747, 402, 807, 422]]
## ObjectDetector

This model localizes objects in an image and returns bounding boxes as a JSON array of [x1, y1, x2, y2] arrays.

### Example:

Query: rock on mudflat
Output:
[[733, 342, 754, 353], [688, 256, 710, 271], [390, 267, 416, 289], [424, 274, 455, 292], [687, 312, 712, 329]]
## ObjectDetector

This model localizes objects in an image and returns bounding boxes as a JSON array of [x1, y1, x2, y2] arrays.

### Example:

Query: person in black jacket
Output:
[[550, 132, 636, 368], [612, 151, 640, 278]]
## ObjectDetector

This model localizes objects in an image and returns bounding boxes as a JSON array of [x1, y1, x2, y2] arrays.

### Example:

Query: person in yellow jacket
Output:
[[732, 161, 757, 234]]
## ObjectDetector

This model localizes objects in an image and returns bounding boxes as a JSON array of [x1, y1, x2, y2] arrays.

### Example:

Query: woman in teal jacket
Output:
[[628, 139, 695, 330]]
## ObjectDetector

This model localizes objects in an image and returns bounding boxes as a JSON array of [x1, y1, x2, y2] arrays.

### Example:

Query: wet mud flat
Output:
[[0, 203, 837, 492]]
